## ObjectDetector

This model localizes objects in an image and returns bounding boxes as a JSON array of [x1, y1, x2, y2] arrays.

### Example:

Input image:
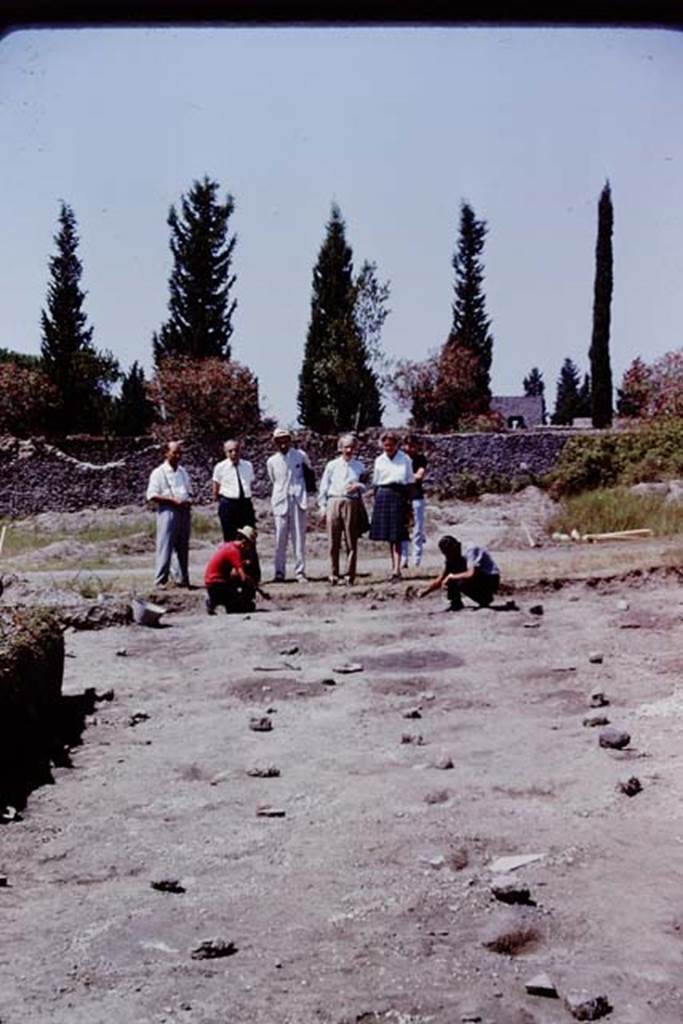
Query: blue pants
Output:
[[401, 498, 426, 566], [154, 507, 191, 586]]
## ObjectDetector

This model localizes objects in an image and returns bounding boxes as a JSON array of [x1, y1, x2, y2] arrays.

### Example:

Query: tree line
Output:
[[1, 175, 677, 440]]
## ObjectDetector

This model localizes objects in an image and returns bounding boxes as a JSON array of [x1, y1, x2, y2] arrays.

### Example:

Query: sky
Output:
[[1, 26, 682, 426]]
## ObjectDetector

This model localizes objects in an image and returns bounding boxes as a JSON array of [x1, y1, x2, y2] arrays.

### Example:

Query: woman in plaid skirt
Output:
[[369, 431, 414, 581]]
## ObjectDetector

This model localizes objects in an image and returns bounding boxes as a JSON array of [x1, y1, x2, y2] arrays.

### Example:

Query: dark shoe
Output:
[[205, 596, 216, 616], [448, 600, 464, 612]]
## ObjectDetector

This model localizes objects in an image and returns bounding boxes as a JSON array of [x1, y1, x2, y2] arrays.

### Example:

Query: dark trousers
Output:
[[218, 497, 255, 541], [206, 579, 256, 613], [447, 572, 500, 609]]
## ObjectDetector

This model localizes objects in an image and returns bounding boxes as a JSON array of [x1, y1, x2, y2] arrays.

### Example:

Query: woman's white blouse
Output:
[[372, 449, 414, 487]]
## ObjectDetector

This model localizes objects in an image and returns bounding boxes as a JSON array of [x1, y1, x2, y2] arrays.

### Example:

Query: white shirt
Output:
[[146, 461, 193, 503], [266, 447, 310, 514], [212, 457, 254, 499], [372, 449, 414, 487], [318, 456, 365, 512]]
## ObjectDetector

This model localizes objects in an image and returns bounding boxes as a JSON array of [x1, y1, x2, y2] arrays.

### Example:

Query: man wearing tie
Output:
[[212, 439, 256, 542]]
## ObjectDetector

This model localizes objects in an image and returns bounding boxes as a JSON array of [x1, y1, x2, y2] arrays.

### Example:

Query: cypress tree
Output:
[[523, 366, 546, 424], [523, 366, 544, 398], [552, 358, 582, 425], [577, 373, 592, 418], [298, 205, 382, 432], [153, 176, 237, 364], [447, 202, 494, 409], [40, 202, 119, 434], [111, 361, 155, 436], [589, 180, 614, 428]]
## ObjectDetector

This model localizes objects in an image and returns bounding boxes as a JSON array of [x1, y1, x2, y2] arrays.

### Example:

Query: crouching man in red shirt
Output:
[[204, 525, 261, 615]]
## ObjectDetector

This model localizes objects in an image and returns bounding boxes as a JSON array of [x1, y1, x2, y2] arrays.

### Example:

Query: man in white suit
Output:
[[266, 427, 312, 582]]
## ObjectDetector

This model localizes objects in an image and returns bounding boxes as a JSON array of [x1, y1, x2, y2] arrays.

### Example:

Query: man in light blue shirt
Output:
[[318, 433, 367, 585]]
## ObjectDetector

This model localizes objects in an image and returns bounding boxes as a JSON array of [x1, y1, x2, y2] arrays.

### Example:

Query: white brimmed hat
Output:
[[272, 427, 291, 439], [236, 525, 257, 543]]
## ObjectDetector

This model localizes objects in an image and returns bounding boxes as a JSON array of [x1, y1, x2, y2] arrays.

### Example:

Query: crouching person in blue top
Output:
[[419, 535, 500, 610]]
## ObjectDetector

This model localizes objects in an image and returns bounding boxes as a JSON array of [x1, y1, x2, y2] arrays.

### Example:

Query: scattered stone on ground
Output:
[[332, 662, 364, 674], [424, 789, 450, 805], [529, 604, 544, 616], [279, 644, 299, 655], [401, 733, 424, 745], [481, 915, 541, 955], [246, 766, 281, 778], [420, 854, 446, 870], [150, 879, 186, 894], [433, 752, 454, 769], [128, 711, 150, 727], [0, 875, 8, 887], [618, 776, 642, 797], [525, 972, 558, 998], [249, 715, 273, 732], [583, 714, 610, 728], [588, 651, 604, 664], [491, 880, 533, 905], [616, 599, 630, 611], [320, 677, 337, 686], [589, 691, 610, 708], [488, 853, 545, 873], [523, 621, 541, 629], [552, 664, 577, 673], [563, 989, 612, 1020], [256, 806, 286, 817], [619, 620, 642, 629], [190, 938, 238, 960], [115, 648, 128, 657], [460, 1011, 482, 1023], [599, 727, 631, 750], [449, 847, 469, 870], [402, 707, 422, 719]]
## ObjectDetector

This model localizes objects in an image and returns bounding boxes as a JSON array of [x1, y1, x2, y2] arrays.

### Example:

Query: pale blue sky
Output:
[[1, 26, 682, 424]]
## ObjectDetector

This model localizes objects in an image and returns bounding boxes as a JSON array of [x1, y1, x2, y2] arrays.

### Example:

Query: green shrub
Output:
[[547, 419, 683, 496], [438, 471, 481, 501]]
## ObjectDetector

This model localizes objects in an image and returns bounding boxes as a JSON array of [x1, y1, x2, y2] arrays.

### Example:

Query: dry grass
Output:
[[547, 487, 683, 537]]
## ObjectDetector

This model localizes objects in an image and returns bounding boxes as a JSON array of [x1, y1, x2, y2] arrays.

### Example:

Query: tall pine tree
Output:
[[298, 205, 383, 432], [552, 358, 582, 425], [445, 202, 494, 411], [41, 202, 119, 434], [589, 180, 614, 428], [153, 176, 237, 365], [523, 365, 546, 423]]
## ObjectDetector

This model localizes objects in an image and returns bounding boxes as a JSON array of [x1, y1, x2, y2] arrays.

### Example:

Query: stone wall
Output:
[[0, 428, 574, 517]]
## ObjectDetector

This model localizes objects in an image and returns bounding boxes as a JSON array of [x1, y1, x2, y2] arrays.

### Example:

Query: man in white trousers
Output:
[[266, 427, 312, 582]]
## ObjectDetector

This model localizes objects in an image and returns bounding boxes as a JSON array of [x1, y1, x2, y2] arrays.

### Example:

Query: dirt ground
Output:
[[1, 491, 683, 1024]]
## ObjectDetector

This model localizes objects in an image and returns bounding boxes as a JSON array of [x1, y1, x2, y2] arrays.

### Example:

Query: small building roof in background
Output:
[[491, 395, 545, 427]]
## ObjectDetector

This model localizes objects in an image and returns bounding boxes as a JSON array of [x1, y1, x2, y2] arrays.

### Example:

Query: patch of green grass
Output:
[[59, 572, 116, 600], [0, 517, 154, 557], [547, 487, 683, 538], [191, 515, 223, 540]]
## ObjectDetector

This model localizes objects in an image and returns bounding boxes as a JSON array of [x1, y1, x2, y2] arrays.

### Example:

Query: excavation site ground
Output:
[[1, 491, 682, 1024]]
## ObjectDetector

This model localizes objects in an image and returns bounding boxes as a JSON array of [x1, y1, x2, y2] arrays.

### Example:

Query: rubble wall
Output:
[[0, 429, 574, 517]]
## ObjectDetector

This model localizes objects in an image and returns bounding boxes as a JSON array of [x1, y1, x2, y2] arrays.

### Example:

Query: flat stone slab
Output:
[[525, 972, 558, 998], [488, 853, 545, 873]]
